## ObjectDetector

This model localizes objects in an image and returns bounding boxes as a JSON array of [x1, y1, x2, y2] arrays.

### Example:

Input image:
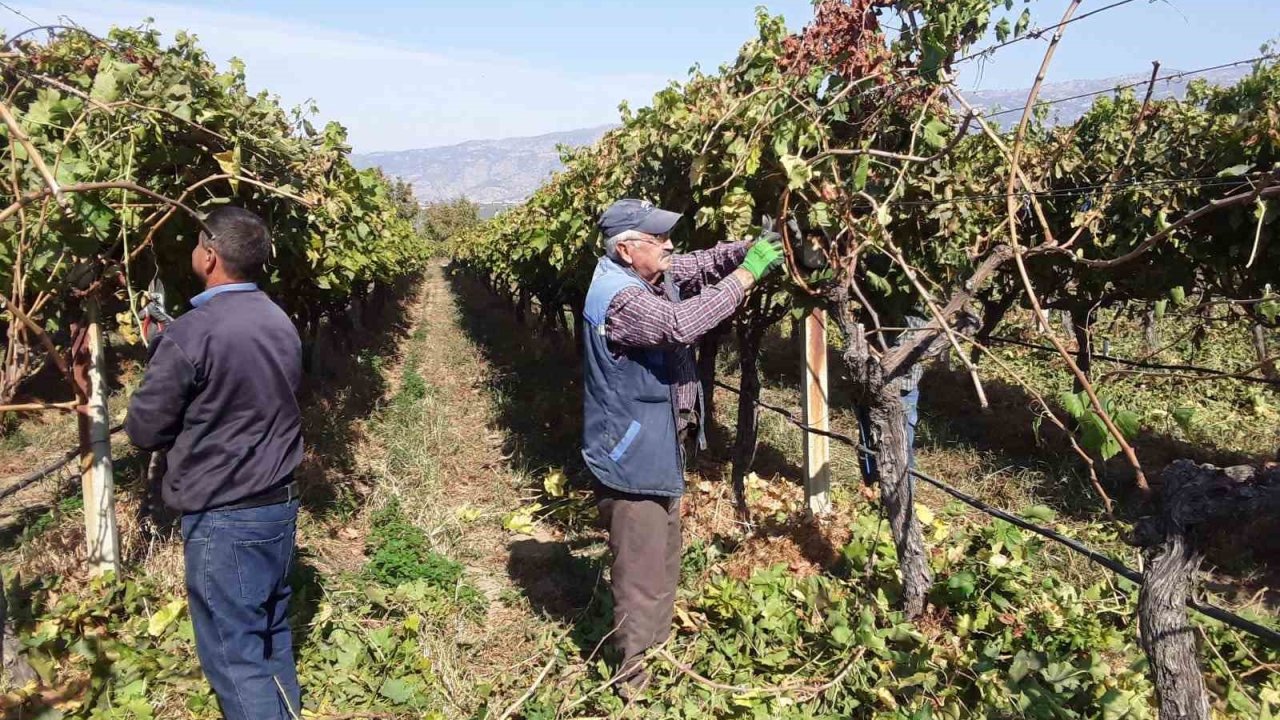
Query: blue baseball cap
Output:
[[597, 199, 682, 238]]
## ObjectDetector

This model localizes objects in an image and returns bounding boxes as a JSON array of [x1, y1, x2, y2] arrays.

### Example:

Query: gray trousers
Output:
[[596, 483, 682, 673]]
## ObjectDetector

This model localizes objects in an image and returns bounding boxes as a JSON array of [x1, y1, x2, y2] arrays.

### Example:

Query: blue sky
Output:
[[3, 1, 1278, 152]]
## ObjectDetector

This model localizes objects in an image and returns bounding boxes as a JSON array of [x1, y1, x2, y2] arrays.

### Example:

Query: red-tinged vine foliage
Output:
[[780, 0, 893, 80]]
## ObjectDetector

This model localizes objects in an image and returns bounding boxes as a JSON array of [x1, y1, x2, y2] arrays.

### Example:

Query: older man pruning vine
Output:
[[581, 199, 784, 695]]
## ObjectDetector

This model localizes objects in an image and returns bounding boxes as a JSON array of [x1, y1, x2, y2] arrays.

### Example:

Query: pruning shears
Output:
[[762, 213, 828, 271], [140, 277, 174, 346]]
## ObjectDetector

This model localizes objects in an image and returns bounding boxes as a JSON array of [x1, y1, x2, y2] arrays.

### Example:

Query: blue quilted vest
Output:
[[581, 257, 685, 497]]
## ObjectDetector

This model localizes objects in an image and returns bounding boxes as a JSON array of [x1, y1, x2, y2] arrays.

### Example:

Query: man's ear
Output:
[[615, 242, 633, 266], [202, 245, 219, 276]]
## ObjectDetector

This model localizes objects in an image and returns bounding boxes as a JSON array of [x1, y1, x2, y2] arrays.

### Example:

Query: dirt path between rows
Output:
[[392, 264, 585, 697]]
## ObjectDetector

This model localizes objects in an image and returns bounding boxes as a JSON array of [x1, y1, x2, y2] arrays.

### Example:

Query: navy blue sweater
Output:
[[126, 289, 303, 512]]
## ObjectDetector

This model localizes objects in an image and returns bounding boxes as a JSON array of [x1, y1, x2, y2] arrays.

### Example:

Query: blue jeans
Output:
[[181, 500, 301, 720], [856, 385, 920, 482]]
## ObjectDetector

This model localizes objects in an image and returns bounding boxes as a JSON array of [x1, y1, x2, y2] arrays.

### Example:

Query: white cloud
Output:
[[7, 0, 669, 151]]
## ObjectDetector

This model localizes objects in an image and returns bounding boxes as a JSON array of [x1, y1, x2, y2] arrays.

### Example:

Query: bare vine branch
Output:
[[0, 180, 206, 227], [1000, 0, 1151, 494], [0, 295, 84, 404], [0, 99, 66, 208], [811, 112, 972, 166], [1077, 180, 1280, 269]]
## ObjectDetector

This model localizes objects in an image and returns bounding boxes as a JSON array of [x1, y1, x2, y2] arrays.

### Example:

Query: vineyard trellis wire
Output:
[[985, 335, 1280, 387], [952, 0, 1142, 64], [980, 52, 1280, 121], [834, 170, 1274, 211]]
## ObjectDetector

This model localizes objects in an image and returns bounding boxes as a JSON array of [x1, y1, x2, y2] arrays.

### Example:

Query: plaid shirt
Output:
[[604, 241, 751, 426]]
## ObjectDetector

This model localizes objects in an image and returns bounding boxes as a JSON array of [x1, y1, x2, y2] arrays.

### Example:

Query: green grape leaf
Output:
[[1172, 407, 1196, 433], [1257, 297, 1279, 324], [780, 154, 813, 189], [1022, 505, 1056, 523], [89, 57, 140, 103], [212, 144, 242, 192], [1014, 8, 1032, 37], [379, 677, 417, 704], [1009, 650, 1044, 683], [147, 599, 185, 637], [947, 570, 977, 599], [994, 18, 1012, 42], [851, 150, 871, 190], [1080, 412, 1121, 460], [1057, 390, 1086, 419], [542, 470, 567, 498], [1113, 409, 1141, 439], [922, 119, 949, 150]]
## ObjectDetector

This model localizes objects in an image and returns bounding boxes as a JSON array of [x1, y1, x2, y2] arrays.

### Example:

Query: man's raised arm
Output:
[[668, 240, 751, 296], [126, 334, 196, 451], [605, 274, 748, 348]]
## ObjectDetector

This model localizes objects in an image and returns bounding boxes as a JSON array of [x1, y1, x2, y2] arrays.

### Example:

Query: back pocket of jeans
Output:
[[233, 531, 289, 605]]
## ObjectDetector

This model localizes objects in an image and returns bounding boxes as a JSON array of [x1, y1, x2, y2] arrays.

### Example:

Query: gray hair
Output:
[[604, 229, 650, 262]]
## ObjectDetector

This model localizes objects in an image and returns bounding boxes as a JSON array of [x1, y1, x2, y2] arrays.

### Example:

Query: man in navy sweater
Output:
[[127, 206, 304, 719]]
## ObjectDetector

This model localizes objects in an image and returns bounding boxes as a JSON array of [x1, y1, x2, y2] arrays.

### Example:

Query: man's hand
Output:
[[740, 230, 785, 281], [140, 279, 174, 347]]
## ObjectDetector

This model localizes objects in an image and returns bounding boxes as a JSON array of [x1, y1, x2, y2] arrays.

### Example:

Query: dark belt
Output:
[[215, 480, 299, 512]]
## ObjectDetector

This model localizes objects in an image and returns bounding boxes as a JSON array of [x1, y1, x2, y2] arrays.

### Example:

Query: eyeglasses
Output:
[[624, 233, 670, 247]]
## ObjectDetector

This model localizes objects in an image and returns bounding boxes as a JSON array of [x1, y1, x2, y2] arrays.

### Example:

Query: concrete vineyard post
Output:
[[79, 298, 119, 576], [802, 308, 831, 516]]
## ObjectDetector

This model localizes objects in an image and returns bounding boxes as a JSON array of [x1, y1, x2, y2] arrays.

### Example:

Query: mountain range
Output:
[[351, 65, 1252, 208], [352, 125, 611, 211]]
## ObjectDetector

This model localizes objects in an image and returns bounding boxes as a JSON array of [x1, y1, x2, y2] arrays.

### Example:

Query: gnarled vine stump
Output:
[[1132, 460, 1280, 720], [838, 313, 931, 617]]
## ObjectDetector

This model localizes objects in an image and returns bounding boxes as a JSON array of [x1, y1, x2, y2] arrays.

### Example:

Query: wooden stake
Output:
[[802, 308, 831, 516], [79, 298, 119, 576]]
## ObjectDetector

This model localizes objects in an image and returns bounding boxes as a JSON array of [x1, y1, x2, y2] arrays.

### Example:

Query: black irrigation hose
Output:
[[986, 335, 1280, 387], [910, 465, 1280, 648], [0, 422, 126, 502], [911, 468, 1143, 583], [711, 379, 1280, 647]]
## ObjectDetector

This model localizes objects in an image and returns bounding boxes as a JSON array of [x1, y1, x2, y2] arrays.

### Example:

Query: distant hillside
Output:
[[356, 66, 1252, 206], [351, 126, 611, 205]]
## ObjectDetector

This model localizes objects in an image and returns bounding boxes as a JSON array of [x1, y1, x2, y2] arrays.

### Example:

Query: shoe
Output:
[[616, 667, 651, 702]]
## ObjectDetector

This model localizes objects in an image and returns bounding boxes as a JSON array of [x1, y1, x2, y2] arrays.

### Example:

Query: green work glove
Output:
[[741, 230, 785, 280]]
